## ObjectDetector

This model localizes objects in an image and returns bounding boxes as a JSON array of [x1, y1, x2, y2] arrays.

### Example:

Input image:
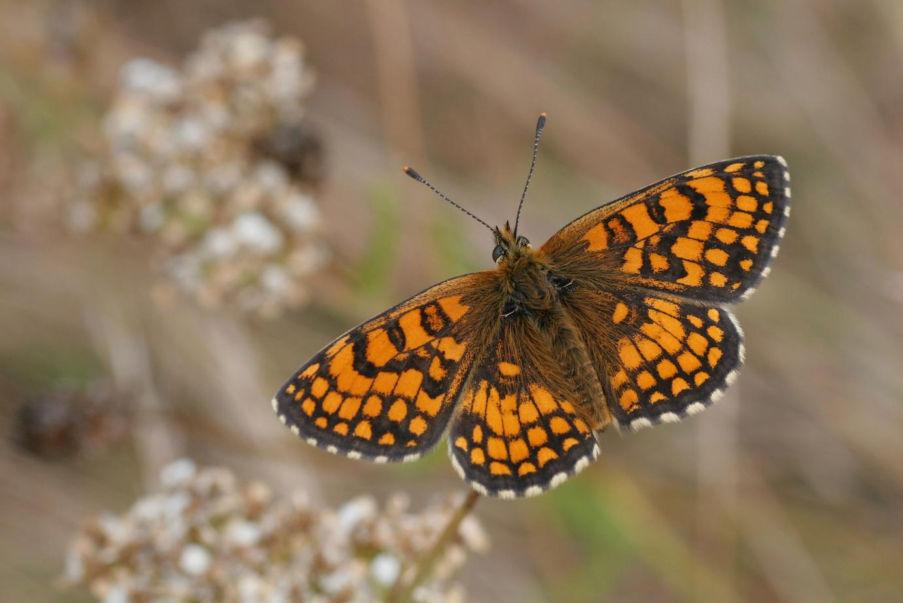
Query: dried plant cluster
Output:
[[69, 20, 327, 316], [64, 460, 488, 602]]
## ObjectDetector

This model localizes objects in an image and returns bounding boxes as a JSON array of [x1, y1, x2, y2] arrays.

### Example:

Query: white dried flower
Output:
[[232, 212, 283, 254], [200, 228, 238, 259], [336, 496, 378, 536], [121, 58, 182, 100], [224, 519, 261, 548], [70, 19, 326, 317], [180, 544, 212, 576], [160, 458, 197, 488], [370, 552, 401, 585], [102, 584, 131, 603], [281, 193, 319, 231], [260, 265, 291, 294], [64, 460, 485, 602]]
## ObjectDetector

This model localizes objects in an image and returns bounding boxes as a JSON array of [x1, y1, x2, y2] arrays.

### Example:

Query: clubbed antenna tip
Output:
[[401, 164, 494, 233], [514, 113, 548, 235]]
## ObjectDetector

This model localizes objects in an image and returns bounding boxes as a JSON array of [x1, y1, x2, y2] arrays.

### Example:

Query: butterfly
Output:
[[272, 114, 790, 498]]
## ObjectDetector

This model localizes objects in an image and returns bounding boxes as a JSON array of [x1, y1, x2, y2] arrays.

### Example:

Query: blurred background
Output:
[[1, 0, 902, 601]]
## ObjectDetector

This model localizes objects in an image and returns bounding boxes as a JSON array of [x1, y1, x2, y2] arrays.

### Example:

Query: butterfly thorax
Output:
[[493, 224, 555, 314]]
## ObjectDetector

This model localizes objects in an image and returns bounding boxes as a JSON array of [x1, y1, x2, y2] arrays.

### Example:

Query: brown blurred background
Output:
[[2, 0, 902, 601]]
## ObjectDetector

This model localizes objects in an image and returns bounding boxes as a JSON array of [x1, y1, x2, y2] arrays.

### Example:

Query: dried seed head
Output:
[[64, 459, 486, 602], [69, 20, 328, 317]]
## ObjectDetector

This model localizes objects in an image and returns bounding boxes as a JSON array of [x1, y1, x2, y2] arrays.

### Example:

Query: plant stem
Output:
[[387, 490, 480, 603]]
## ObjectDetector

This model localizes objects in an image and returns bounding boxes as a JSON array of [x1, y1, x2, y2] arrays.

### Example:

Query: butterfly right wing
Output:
[[273, 273, 495, 462]]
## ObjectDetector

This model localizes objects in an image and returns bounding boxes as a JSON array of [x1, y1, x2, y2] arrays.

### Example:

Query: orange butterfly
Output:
[[273, 114, 790, 498]]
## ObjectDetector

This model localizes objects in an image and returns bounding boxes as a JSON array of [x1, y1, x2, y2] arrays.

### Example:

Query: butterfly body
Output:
[[490, 224, 613, 430], [273, 152, 790, 498]]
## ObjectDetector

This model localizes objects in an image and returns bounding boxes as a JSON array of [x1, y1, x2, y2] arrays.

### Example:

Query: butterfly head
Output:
[[492, 221, 557, 316], [492, 222, 532, 264]]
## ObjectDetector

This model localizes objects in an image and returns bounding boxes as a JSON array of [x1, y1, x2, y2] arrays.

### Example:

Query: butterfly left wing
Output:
[[559, 286, 744, 430], [541, 156, 790, 303], [273, 273, 494, 462], [447, 318, 601, 498], [538, 155, 789, 429]]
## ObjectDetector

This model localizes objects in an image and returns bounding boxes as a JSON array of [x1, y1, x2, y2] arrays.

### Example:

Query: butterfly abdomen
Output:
[[548, 304, 612, 431]]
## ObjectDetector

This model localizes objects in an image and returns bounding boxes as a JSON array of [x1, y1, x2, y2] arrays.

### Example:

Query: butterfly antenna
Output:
[[403, 166, 494, 233], [513, 112, 547, 236]]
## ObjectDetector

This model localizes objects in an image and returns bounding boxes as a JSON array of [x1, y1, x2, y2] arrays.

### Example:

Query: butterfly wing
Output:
[[540, 156, 789, 429], [273, 273, 495, 462], [447, 315, 600, 498], [541, 156, 790, 302], [558, 287, 744, 429]]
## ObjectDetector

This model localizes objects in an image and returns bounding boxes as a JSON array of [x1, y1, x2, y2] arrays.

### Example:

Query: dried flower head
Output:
[[64, 459, 487, 602], [69, 20, 328, 316]]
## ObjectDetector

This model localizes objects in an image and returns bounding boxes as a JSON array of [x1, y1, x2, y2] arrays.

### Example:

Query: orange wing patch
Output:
[[601, 293, 744, 430], [273, 275, 489, 462], [447, 347, 600, 498], [542, 156, 790, 303]]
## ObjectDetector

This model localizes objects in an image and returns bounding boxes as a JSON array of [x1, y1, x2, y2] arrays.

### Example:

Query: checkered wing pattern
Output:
[[542, 156, 790, 302], [447, 321, 600, 498], [561, 288, 744, 430], [273, 274, 489, 462]]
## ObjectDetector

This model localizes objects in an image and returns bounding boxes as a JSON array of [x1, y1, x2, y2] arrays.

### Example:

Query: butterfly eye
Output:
[[516, 235, 530, 248], [501, 299, 520, 317], [492, 244, 507, 263]]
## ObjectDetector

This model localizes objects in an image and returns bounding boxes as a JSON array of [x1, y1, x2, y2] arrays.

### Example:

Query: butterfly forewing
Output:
[[273, 273, 494, 461], [541, 156, 790, 303]]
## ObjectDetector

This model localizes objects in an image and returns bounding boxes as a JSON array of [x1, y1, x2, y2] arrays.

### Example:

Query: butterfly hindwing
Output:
[[447, 318, 600, 498], [273, 274, 492, 461], [558, 286, 743, 430], [541, 156, 790, 303]]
